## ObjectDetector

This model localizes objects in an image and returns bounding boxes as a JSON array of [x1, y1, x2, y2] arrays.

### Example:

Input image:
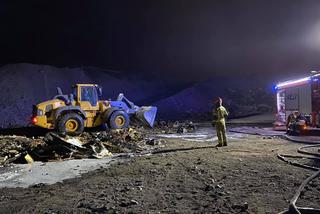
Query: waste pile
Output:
[[154, 120, 197, 134], [0, 120, 195, 166], [0, 135, 39, 165], [78, 128, 148, 153], [0, 127, 164, 165]]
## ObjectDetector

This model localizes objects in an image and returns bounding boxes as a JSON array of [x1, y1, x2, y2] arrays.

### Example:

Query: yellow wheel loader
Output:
[[32, 84, 157, 136]]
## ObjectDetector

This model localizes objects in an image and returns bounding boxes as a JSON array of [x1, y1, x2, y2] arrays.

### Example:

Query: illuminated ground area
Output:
[[0, 125, 318, 213]]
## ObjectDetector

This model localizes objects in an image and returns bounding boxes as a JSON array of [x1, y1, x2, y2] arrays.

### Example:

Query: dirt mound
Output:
[[0, 63, 171, 129], [0, 63, 274, 129], [154, 79, 274, 120]]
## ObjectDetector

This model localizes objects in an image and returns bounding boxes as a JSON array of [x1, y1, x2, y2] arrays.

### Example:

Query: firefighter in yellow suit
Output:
[[213, 97, 229, 147]]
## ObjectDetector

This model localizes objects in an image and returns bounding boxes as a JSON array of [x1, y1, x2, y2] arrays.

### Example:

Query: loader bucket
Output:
[[135, 106, 157, 128]]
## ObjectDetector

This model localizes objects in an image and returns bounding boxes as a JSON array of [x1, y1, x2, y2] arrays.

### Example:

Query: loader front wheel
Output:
[[108, 111, 130, 129], [57, 113, 84, 136]]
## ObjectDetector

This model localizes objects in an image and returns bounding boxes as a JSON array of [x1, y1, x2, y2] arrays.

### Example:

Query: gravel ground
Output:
[[0, 127, 318, 213]]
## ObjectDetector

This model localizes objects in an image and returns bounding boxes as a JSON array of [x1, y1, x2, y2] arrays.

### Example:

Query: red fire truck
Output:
[[275, 72, 320, 130]]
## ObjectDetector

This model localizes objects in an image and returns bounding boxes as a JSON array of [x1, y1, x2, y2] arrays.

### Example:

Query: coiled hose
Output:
[[278, 143, 320, 214]]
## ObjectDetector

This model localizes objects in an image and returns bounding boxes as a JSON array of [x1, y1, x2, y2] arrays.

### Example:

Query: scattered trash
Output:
[[91, 144, 112, 159], [177, 127, 188, 134], [120, 199, 139, 207], [65, 138, 85, 148], [232, 202, 249, 211], [0, 127, 165, 165], [155, 120, 197, 134], [0, 120, 195, 165], [0, 136, 34, 165], [145, 138, 165, 146], [24, 154, 34, 164], [173, 121, 180, 128]]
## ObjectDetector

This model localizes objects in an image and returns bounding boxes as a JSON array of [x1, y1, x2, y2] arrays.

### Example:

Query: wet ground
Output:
[[0, 124, 319, 213], [154, 124, 245, 142], [0, 158, 117, 188]]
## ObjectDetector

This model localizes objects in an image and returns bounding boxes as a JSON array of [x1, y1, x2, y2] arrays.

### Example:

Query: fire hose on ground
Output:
[[277, 143, 320, 214], [115, 145, 219, 159], [116, 142, 320, 214]]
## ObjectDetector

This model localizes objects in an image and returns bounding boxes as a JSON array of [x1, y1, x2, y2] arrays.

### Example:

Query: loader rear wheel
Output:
[[108, 111, 130, 129], [57, 113, 84, 136]]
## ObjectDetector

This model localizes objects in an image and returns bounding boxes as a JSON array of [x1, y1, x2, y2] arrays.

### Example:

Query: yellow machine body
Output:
[[33, 84, 111, 130], [32, 83, 157, 135]]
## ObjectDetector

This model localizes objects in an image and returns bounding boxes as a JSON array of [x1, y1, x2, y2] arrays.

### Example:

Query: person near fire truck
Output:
[[286, 111, 306, 135]]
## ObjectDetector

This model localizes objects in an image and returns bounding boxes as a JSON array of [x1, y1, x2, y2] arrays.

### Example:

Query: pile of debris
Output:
[[155, 120, 197, 134], [79, 128, 147, 153], [0, 135, 37, 164], [0, 127, 163, 165]]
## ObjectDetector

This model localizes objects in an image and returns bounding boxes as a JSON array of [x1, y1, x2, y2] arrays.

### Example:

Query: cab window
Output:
[[80, 86, 98, 106]]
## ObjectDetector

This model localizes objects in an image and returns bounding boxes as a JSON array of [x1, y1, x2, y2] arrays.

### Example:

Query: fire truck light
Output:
[[276, 77, 310, 89]]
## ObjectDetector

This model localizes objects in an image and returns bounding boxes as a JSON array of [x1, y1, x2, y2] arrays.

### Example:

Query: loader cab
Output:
[[73, 84, 100, 110]]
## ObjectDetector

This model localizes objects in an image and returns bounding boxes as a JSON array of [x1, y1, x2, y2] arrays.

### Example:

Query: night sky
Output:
[[1, 0, 320, 82]]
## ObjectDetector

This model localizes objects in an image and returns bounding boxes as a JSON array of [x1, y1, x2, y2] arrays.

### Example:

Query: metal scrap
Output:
[[0, 126, 161, 165], [0, 136, 33, 165], [155, 120, 197, 134], [90, 143, 112, 158]]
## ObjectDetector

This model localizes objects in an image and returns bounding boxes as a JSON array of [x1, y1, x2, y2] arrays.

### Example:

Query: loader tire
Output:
[[108, 111, 130, 129], [57, 113, 84, 136]]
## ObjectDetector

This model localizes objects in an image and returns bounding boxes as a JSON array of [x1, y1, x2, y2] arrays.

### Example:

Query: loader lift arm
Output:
[[110, 93, 157, 127]]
